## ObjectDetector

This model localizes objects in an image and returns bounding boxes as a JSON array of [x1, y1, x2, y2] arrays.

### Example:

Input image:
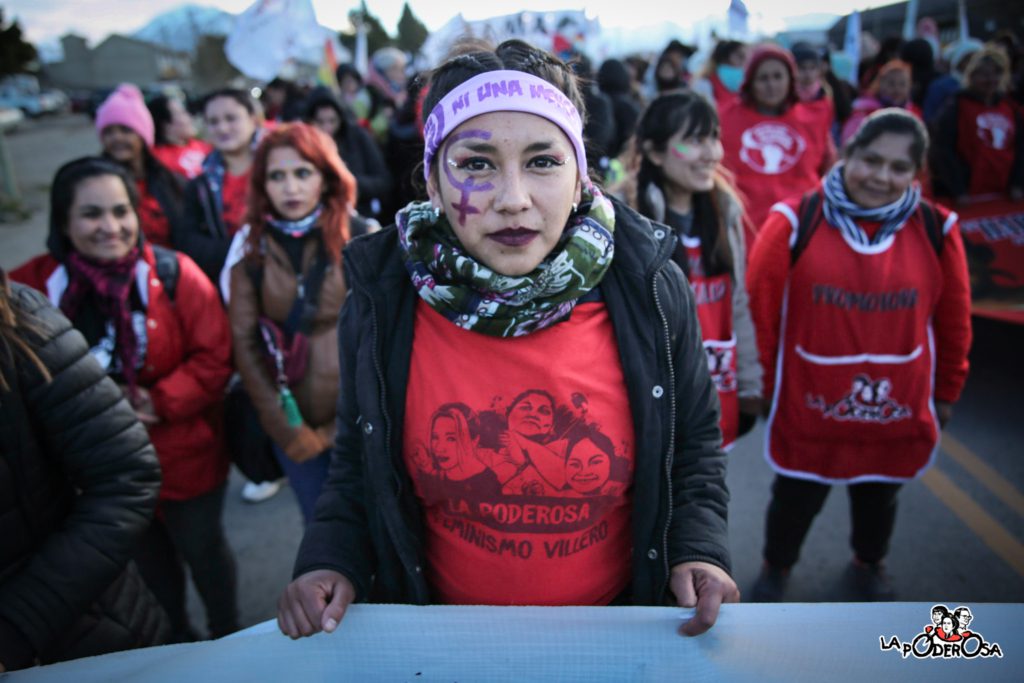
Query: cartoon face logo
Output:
[[704, 346, 737, 392], [807, 373, 911, 424], [739, 122, 807, 174], [880, 604, 1003, 659], [976, 112, 1012, 150]]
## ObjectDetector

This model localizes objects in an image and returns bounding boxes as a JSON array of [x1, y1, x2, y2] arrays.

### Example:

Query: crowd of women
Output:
[[1, 23, 1020, 672]]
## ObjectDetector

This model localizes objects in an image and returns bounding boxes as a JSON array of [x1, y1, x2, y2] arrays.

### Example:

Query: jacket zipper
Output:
[[650, 266, 676, 601]]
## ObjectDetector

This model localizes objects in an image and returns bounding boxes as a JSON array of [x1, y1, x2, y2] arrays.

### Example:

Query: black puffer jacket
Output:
[[294, 198, 730, 606], [0, 284, 168, 671]]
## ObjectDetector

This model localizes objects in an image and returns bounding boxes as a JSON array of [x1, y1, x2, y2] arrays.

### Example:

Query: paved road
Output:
[[3, 114, 1021, 641]]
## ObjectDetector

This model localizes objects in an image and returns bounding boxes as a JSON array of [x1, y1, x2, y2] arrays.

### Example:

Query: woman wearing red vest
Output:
[[747, 110, 972, 602], [10, 157, 238, 640], [632, 91, 763, 449], [720, 45, 836, 246], [930, 46, 1024, 203]]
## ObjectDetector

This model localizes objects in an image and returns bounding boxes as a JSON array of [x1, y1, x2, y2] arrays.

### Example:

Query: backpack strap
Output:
[[150, 245, 180, 302], [917, 201, 945, 257], [790, 190, 823, 266]]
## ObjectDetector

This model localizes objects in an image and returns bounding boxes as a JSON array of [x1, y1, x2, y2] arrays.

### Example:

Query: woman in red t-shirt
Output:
[[175, 89, 263, 284], [930, 46, 1024, 203], [719, 45, 836, 245], [149, 94, 212, 180], [277, 39, 738, 640]]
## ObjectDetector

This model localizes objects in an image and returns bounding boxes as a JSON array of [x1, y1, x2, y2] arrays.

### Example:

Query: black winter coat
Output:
[[176, 173, 232, 284], [0, 284, 169, 671], [294, 198, 731, 606]]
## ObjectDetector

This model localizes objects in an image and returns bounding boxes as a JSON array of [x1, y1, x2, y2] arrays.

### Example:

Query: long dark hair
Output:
[[0, 268, 50, 391], [634, 92, 736, 278], [48, 156, 140, 261]]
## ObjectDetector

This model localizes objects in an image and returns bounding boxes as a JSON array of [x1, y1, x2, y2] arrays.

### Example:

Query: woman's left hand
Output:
[[936, 401, 954, 429], [670, 561, 740, 637], [121, 385, 160, 425]]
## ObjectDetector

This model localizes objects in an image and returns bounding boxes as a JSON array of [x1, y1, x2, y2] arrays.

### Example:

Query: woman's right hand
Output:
[[285, 424, 331, 463], [278, 569, 356, 639]]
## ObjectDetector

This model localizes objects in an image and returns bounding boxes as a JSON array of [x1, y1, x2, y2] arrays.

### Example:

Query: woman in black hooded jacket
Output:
[[305, 87, 393, 223]]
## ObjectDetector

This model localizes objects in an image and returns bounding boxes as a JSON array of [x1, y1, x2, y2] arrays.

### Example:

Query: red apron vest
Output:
[[957, 96, 1017, 196], [680, 236, 739, 449], [766, 210, 942, 481]]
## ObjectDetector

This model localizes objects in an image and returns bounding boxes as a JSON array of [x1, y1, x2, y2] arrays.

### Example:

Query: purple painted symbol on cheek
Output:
[[442, 129, 494, 227]]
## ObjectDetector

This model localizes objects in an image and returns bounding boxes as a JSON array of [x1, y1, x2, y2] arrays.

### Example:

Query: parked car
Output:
[[0, 86, 66, 117], [0, 106, 24, 132]]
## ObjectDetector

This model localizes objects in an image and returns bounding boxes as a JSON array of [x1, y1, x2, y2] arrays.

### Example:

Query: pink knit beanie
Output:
[[96, 84, 155, 148]]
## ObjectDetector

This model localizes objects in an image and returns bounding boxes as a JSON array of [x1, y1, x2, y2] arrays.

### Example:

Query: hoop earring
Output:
[[571, 202, 579, 215], [431, 205, 442, 220]]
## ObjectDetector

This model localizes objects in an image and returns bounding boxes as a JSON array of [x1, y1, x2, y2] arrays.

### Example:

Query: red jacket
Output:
[[11, 245, 233, 501]]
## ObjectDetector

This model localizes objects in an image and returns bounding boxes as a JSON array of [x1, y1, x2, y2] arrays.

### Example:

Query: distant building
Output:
[[44, 34, 191, 92], [827, 0, 1019, 47]]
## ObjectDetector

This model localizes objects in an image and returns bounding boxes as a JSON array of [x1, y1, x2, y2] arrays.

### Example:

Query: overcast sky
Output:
[[9, 0, 888, 45]]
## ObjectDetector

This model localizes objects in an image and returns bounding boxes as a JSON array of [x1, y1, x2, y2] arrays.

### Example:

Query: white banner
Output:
[[8, 603, 1021, 682], [225, 0, 343, 81]]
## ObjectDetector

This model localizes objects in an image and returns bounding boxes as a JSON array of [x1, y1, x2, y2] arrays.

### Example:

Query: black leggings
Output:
[[762, 474, 902, 569], [134, 483, 239, 639]]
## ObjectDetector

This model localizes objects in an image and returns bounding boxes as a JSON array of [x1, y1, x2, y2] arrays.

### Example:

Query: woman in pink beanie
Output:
[[96, 84, 186, 247]]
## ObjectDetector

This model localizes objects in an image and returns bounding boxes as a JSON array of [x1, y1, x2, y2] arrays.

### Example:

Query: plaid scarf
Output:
[[822, 163, 922, 246], [397, 183, 616, 338], [60, 249, 140, 392]]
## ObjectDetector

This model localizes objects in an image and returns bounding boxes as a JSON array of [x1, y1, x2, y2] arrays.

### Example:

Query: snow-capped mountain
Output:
[[132, 4, 236, 53]]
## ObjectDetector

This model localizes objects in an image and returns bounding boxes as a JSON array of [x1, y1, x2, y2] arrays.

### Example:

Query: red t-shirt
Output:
[[221, 170, 250, 236], [135, 179, 171, 247], [957, 97, 1018, 196], [152, 139, 212, 179], [720, 100, 834, 244], [403, 301, 636, 606]]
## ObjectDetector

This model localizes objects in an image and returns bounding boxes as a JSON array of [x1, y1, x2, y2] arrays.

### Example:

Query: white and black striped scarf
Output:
[[822, 163, 921, 246]]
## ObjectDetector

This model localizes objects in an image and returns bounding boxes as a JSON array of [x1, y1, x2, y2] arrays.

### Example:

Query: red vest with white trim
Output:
[[720, 100, 831, 235], [679, 236, 739, 449], [766, 195, 952, 481], [956, 95, 1017, 196]]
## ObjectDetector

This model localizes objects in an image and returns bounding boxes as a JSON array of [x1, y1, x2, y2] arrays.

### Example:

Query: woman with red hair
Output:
[[719, 45, 836, 245], [223, 123, 367, 523]]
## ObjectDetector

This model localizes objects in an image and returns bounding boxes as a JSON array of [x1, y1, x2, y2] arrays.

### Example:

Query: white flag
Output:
[[902, 0, 919, 41], [957, 0, 969, 42], [844, 10, 861, 88], [226, 0, 328, 81], [727, 0, 750, 39]]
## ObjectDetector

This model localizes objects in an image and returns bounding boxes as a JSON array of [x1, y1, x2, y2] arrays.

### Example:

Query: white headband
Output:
[[422, 70, 587, 181]]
